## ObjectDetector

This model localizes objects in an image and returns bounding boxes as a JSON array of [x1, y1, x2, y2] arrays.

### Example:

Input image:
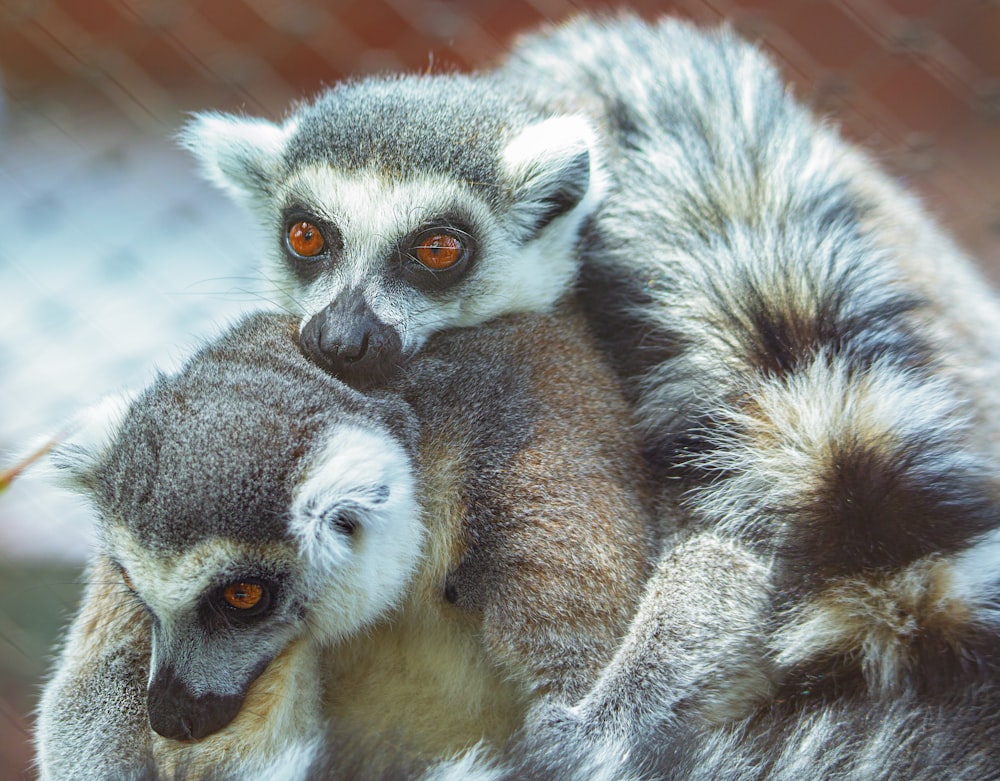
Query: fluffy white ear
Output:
[[288, 424, 423, 641], [289, 424, 418, 574], [40, 391, 137, 492], [179, 112, 296, 204], [502, 115, 606, 237]]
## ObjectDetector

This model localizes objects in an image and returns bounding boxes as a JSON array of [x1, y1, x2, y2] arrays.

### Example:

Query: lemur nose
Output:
[[299, 293, 404, 389], [321, 322, 370, 363], [147, 665, 244, 741]]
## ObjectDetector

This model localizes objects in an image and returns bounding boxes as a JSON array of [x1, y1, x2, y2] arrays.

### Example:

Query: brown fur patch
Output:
[[775, 556, 973, 694], [471, 307, 652, 697], [76, 556, 151, 658]]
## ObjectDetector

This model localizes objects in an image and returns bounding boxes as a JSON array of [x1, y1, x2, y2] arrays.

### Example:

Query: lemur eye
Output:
[[222, 581, 268, 612], [287, 221, 326, 258], [414, 232, 465, 270]]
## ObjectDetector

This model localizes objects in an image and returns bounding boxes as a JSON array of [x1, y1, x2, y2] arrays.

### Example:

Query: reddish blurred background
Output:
[[0, 0, 997, 777]]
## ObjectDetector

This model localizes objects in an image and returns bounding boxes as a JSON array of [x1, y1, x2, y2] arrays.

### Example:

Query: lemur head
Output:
[[182, 74, 603, 388], [52, 314, 421, 741]]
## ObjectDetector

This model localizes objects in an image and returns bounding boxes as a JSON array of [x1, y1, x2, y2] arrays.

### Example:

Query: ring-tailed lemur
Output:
[[34, 307, 651, 780], [181, 75, 603, 389], [181, 10, 1000, 508], [416, 15, 1000, 780]]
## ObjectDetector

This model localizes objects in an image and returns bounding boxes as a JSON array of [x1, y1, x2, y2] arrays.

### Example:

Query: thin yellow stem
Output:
[[0, 437, 61, 493]]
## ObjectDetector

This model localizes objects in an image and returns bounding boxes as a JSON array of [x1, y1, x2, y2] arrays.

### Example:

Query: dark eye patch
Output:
[[394, 217, 477, 293], [200, 575, 281, 630]]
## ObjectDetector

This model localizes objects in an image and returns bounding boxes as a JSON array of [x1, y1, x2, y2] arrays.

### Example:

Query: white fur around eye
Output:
[[290, 424, 423, 641]]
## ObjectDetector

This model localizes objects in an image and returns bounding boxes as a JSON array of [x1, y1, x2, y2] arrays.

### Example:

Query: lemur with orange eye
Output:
[[177, 11, 1000, 780], [33, 11, 1000, 780], [181, 74, 603, 390], [180, 13, 1000, 494], [34, 309, 651, 780]]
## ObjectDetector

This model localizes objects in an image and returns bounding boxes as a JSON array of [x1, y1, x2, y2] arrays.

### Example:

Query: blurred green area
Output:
[[0, 563, 83, 780]]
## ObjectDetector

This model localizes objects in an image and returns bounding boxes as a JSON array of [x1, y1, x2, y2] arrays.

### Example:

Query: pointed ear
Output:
[[179, 112, 296, 205], [44, 391, 137, 492], [287, 423, 422, 641], [288, 424, 418, 576], [502, 115, 605, 238]]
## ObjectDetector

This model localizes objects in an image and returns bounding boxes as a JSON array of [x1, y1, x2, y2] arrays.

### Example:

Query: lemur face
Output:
[[53, 314, 422, 741], [108, 533, 305, 741], [100, 422, 417, 741], [182, 75, 602, 388]]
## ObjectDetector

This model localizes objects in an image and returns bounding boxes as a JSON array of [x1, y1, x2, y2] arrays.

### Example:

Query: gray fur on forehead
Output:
[[92, 313, 390, 553], [284, 74, 538, 190]]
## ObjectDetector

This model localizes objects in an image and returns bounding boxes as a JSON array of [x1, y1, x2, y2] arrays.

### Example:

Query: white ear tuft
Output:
[[288, 424, 423, 641], [502, 115, 606, 236], [31, 390, 138, 491], [179, 112, 297, 205]]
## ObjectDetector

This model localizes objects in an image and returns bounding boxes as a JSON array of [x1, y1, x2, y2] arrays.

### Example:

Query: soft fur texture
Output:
[[33, 11, 1000, 780], [35, 309, 651, 779], [418, 14, 1000, 779], [299, 12, 1000, 780]]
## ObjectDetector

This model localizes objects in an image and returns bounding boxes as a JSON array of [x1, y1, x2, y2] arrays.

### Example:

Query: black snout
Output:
[[147, 665, 244, 741], [299, 292, 404, 388]]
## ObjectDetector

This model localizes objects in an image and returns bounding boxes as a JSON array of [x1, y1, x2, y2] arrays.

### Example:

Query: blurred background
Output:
[[0, 0, 998, 776]]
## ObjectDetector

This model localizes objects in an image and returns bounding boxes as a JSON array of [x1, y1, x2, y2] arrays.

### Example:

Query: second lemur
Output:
[[182, 73, 603, 388], [35, 307, 650, 780]]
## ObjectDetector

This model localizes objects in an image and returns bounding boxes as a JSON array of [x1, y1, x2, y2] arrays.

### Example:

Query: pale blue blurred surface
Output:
[[0, 97, 275, 561]]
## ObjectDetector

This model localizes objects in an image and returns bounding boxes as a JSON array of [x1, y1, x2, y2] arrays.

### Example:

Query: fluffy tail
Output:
[[495, 13, 1000, 777]]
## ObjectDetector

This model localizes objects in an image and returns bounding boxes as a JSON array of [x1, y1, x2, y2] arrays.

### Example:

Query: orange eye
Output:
[[288, 221, 326, 258], [122, 569, 135, 591], [414, 233, 464, 270], [222, 582, 265, 610]]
